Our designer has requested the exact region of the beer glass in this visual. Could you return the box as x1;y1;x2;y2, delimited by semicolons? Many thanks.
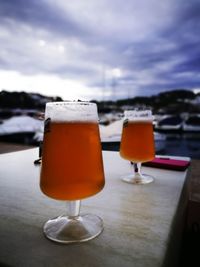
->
120;109;155;184
40;101;105;243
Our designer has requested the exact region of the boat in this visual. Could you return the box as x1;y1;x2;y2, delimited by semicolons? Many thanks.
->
99;112;122;126
155;115;183;132
0;115;43;144
183;115;200;132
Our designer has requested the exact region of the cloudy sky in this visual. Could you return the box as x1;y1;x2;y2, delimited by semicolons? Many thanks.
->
0;0;200;100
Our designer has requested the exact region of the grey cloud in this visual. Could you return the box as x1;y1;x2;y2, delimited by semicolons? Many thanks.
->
0;0;200;99
0;0;87;37
112;0;200;95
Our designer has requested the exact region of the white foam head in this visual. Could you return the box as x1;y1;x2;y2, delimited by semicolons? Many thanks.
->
124;110;153;122
45;101;99;122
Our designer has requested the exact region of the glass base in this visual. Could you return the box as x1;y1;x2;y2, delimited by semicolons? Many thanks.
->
43;214;103;244
122;173;154;184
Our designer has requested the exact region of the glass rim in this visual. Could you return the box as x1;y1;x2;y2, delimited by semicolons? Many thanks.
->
44;101;98;122
46;101;96;107
124;109;154;121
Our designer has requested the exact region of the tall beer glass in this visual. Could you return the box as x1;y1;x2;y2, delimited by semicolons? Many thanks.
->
120;109;155;184
40;101;105;243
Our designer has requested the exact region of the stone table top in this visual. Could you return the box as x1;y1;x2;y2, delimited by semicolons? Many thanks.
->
0;148;190;267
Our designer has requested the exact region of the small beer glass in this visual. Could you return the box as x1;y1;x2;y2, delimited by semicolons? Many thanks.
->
120;109;155;184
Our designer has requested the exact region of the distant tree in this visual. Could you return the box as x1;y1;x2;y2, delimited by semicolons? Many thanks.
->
53;96;63;102
157;89;195;101
0;90;63;109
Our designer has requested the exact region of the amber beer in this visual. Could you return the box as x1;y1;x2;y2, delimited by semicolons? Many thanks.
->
40;121;105;200
120;120;155;163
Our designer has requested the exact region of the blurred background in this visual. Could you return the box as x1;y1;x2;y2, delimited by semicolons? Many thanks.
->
0;88;200;159
0;0;200;159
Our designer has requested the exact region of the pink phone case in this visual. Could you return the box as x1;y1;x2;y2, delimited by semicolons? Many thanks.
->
142;157;190;171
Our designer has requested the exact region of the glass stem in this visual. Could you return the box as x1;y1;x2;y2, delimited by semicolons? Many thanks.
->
66;200;81;218
133;163;142;179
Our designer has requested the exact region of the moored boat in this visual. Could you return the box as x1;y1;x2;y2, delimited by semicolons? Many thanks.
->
155;115;183;132
0;115;43;144
183;115;200;132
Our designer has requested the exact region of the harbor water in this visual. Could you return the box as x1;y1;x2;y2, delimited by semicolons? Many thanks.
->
102;132;200;159
156;132;200;159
